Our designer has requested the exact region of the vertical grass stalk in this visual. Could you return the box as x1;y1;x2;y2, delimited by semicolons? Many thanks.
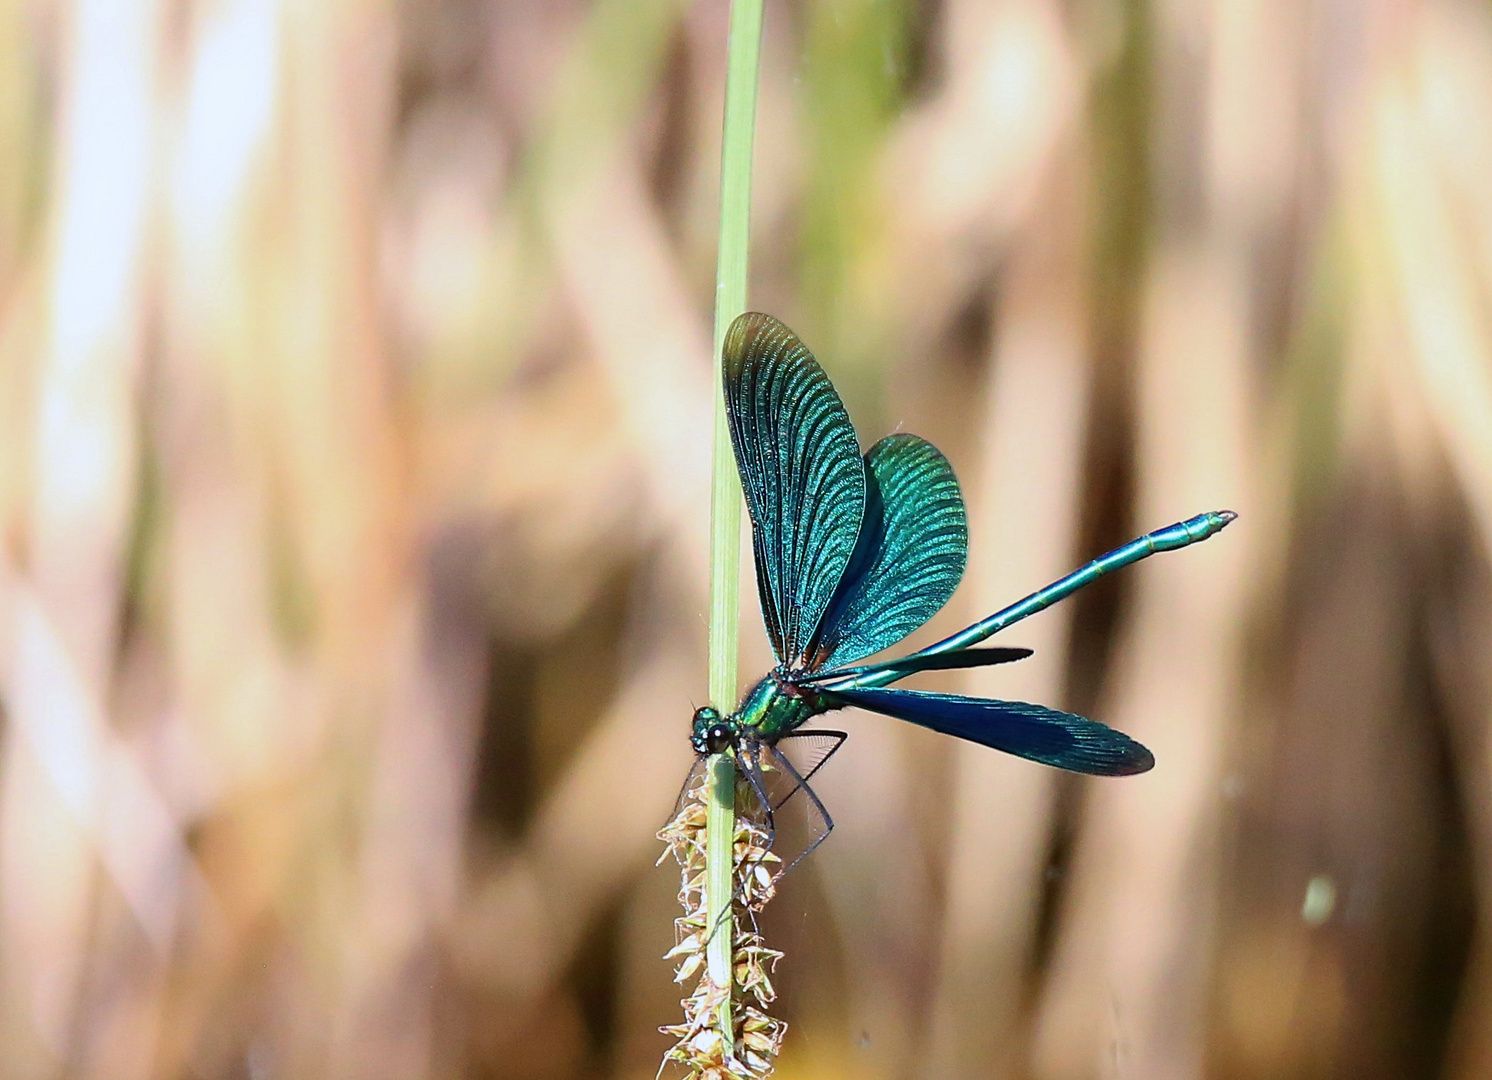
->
707;2;762;703
658;1;769;1077
706;0;765;1059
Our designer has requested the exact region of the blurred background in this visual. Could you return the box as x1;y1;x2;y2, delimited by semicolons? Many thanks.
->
2;0;1492;1077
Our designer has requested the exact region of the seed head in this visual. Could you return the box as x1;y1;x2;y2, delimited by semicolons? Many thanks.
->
657;772;787;1079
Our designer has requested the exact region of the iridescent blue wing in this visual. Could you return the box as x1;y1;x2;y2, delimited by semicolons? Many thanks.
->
725;313;866;666
811;434;967;669
823;687;1153;776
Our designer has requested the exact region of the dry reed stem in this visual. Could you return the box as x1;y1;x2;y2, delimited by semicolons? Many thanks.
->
0;0;1488;1076
920;127;1093;1077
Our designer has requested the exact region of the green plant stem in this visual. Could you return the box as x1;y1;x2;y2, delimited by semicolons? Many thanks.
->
706;0;765;1058
704;752;736;979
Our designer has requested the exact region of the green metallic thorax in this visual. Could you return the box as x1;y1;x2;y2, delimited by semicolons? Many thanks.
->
734;672;831;741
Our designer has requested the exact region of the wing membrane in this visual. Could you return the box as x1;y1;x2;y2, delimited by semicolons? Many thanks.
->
813;434;967;669
738;739;835;886
824;687;1153;776
725;313;866;665
665;755;710;826
769;729;847;806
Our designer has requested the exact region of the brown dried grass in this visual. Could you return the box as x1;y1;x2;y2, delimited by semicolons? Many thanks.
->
0;1;1490;1078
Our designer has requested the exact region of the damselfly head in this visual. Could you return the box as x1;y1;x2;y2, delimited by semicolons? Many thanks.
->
689;706;735;755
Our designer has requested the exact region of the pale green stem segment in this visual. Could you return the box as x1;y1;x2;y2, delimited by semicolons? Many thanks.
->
706;0;766;1057
705;753;737;985
708;0;764;711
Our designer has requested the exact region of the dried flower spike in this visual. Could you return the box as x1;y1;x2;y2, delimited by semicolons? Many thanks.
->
658;772;787;1080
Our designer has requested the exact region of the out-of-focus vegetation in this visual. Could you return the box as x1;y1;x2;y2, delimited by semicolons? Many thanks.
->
1;0;1491;1078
